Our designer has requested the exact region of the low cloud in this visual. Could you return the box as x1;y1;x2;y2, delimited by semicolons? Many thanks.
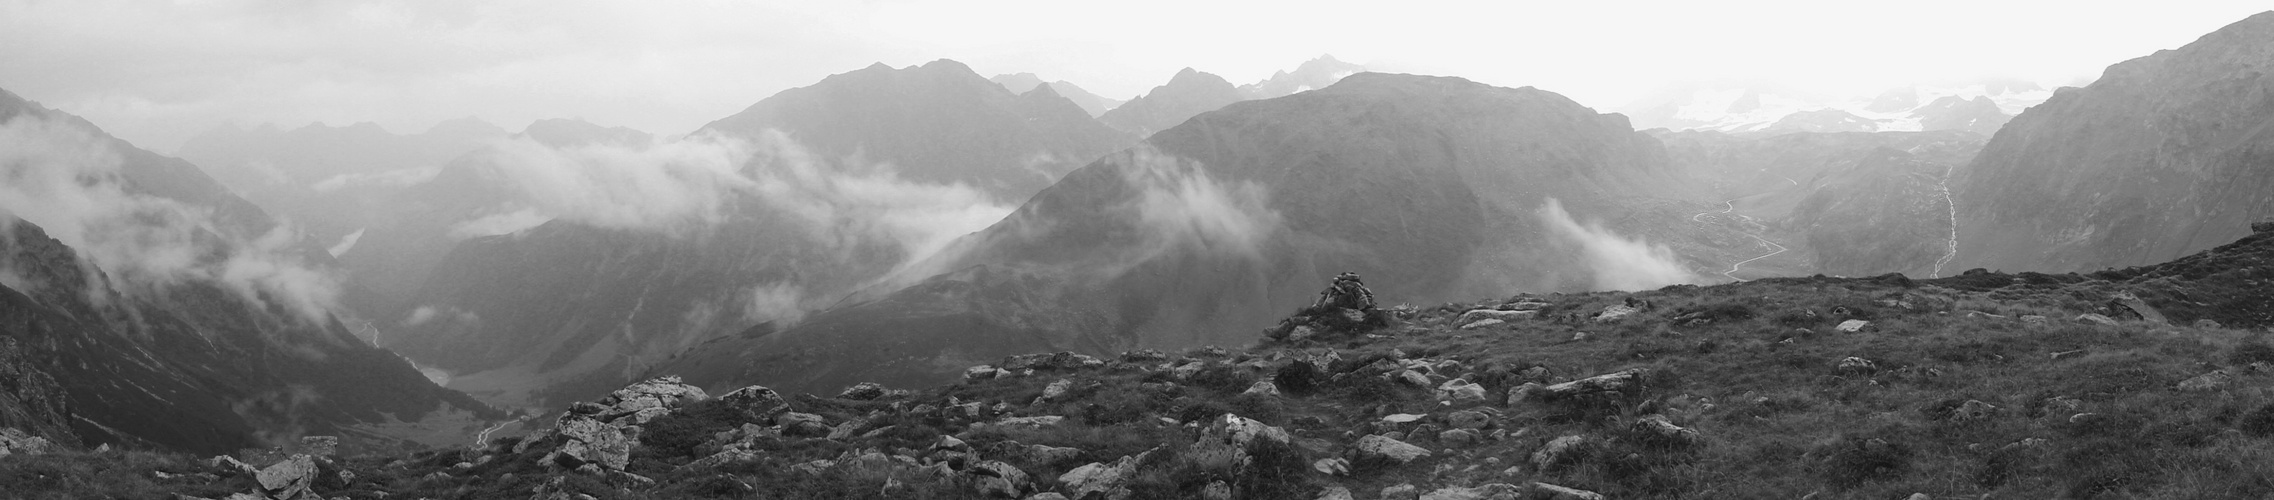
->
0;114;343;323
310;166;441;193
1125;148;1280;260
1537;198;1697;291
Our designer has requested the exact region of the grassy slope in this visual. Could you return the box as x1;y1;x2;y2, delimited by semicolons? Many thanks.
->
8;236;2274;499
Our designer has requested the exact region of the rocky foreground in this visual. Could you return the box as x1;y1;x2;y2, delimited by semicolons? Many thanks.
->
6;227;2274;499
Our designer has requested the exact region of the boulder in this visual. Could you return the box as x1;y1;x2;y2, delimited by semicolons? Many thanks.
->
1243;380;1282;397
1204;414;1291;448
965;461;1031;498
1041;379;1075;401
253;454;317;500
1952;400;1999;421
1059;450;1152;500
2106;292;2168;324
1457;308;1538;325
1835;320;1869;333
837;382;889;401
1437;379;1488;404
1592;303;1639;322
1356;434;1432;464
549;417;634;470
1447;410;1492;430
1438;428;1481;446
1506;382;1545;406
1200;480;1234;500
0;428;55;458
1382;413;1428;424
965;365;1003;380
1420;483;1521;500
1312;457;1351;476
778;412;830;437
1381;484;1421;500
718;385;792;424
1399;370;1434;387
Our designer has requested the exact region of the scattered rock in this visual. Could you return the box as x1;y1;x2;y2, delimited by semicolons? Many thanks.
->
1835;320;1869;333
679;449;759;470
965;365;1003;380
1357;434;1432;464
1538;369;1646;400
1835;356;1877;376
253;455;317;500
1399;370;1434;387
1316;486;1355;500
1592;304;1639;322
1383;413;1427;424
1059;450;1151;500
1204;414;1291;447
1532;435;1586;469
2076;314;2118;326
1312;457;1351;476
1459;318;1506;330
1630;414;1700;446
1952;400;1999;421
1528;482;1606;500
2106;292;2168;324
1420;483;1521;500
965;461;1031;498
549;417;635;470
2178;369;2237;392
1506;382;1545;406
718;385;792;424
2195;319;2225;329
1459;308;1538;326
1243;380;1282;397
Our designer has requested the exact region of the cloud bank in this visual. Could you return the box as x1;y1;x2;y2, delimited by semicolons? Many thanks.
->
1537;198;1697;291
0;114;342;323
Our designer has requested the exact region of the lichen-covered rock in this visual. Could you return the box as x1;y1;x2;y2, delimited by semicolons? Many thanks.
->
1835;319;1869;332
549;418;633;470
0;428;56;458
597;376;708;424
1835;356;1877;375
837;382;889;401
1205;413;1291;447
253;454;317;500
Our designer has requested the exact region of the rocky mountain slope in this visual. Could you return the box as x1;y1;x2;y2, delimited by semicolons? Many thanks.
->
991;73;1126;118
0;89;500;454
654;73;1699;396
1239;55;1368;100
1097;68;1248;137
18;222;2274;499
1950;11;2274;274
382;60;1140;409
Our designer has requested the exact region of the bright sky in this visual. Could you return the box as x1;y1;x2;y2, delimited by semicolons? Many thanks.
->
2;0;2266;152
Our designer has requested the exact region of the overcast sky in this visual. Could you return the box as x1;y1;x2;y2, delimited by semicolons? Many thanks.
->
3;0;2267;152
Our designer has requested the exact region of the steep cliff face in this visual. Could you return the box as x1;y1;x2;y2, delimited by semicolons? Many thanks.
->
1952;11;2274;273
0;336;76;448
655;73;1694;394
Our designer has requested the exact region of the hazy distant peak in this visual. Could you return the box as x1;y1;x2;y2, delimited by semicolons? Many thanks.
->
990;72;1046;94
1239;54;1367;99
517;118;653;148
918;58;976;74
424;116;507;138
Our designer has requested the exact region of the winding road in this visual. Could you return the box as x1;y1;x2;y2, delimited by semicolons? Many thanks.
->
1693;198;1788;282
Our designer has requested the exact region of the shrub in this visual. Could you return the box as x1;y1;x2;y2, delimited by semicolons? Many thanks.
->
1815;436;1911;489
